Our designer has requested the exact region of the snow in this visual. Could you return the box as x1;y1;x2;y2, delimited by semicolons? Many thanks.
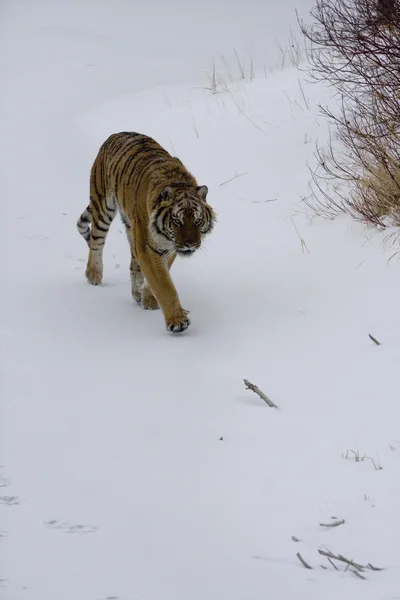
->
1;1;400;599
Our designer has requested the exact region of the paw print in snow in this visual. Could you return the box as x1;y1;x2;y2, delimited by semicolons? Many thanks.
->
0;495;19;506
44;520;98;534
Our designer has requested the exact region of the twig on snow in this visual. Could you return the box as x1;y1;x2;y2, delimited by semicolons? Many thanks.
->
243;379;277;408
292;535;300;542
318;548;364;570
350;568;367;580
368;563;385;571
297;553;313;569
218;172;247;186
368;333;381;346
291;217;310;253
252;198;278;203
318;548;382;572
319;519;345;528
298;78;310;110
327;557;339;570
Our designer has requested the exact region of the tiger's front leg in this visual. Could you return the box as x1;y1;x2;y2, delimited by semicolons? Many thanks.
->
134;244;190;333
139;251;176;311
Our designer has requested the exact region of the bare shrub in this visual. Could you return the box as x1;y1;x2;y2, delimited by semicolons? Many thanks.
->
299;0;400;242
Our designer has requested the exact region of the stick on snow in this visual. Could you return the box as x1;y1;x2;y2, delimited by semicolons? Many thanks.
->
296;553;313;569
318;548;382;572
243;379;277;408
319;519;345;528
218;172;247;186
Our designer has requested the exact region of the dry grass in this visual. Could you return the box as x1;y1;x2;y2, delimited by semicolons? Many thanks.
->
206;31;310;95
342;448;383;470
205;52;255;95
355;155;400;224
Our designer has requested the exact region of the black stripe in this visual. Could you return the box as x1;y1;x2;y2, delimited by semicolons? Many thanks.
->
160;208;173;234
130;156;169;190
92;167;101;198
119;152;140;183
109;135;131;156
112;136;135;160
152;206;168;237
105;198;116;212
98;213;112;225
91;196;107;220
100;148;106;201
147;240;167;256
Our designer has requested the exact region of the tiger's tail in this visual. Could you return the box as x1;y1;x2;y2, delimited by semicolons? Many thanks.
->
77;206;92;245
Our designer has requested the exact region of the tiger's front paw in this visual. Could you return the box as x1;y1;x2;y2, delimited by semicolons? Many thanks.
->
166;309;191;333
86;266;102;286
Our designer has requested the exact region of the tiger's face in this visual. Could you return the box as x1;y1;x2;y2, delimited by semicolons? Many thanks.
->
150;184;215;256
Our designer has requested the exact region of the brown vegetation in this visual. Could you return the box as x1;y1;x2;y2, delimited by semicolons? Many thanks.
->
299;0;400;240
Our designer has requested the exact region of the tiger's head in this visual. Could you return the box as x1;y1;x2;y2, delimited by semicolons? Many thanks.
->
150;184;216;256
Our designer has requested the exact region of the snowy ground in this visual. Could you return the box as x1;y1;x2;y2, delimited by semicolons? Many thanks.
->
1;1;400;599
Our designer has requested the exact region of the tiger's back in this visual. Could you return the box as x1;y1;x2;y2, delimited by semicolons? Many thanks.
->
95;132;197;219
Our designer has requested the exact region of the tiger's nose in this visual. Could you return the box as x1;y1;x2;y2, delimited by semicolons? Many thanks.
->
185;242;199;251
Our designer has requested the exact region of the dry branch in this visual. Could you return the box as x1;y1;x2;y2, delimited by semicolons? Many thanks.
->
327;557;339;570
296;552;313;569
368;562;384;571
368;333;381;346
252;198;278;204
218;172;248;186
319;548;364;570
319;519;345;528
243;379;277;408
350;568;367;580
318;548;382;573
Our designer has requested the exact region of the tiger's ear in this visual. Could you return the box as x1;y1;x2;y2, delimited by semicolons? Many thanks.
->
196;185;208;201
160;186;174;201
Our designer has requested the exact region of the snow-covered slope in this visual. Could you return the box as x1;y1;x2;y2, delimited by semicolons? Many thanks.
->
1;2;399;599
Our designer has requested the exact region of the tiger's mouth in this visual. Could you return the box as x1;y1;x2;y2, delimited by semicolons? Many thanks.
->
176;247;197;257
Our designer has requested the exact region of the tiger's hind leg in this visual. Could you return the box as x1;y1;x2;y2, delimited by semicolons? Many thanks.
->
121;215;145;304
130;252;144;303
77;206;92;244
85;194;117;286
140;278;160;310
126;223;158;310
130;247;159;310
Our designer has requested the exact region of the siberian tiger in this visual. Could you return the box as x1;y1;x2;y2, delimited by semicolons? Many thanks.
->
77;132;216;333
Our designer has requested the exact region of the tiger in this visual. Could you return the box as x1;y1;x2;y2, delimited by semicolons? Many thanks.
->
77;132;216;333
